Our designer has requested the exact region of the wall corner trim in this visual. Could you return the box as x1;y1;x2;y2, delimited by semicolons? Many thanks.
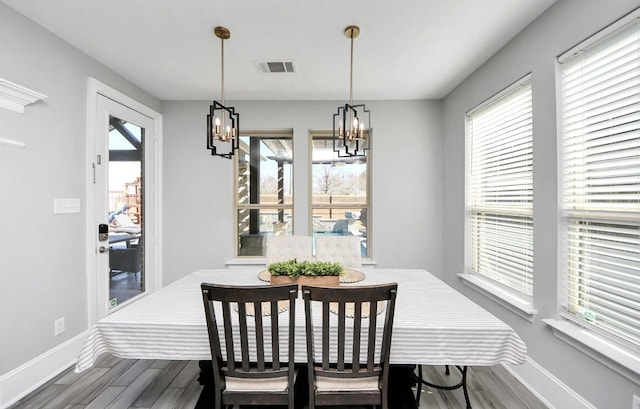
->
0;330;89;408
0;78;47;113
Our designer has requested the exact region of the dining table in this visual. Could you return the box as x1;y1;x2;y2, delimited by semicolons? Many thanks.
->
75;268;527;408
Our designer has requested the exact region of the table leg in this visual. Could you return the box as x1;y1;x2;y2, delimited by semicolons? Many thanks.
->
414;365;472;409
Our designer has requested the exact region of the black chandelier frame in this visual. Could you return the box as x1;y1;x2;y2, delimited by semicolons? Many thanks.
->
207;100;240;159
333;103;371;158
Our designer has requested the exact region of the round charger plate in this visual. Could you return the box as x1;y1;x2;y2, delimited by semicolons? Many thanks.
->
329;301;386;318
258;268;365;283
233;300;290;316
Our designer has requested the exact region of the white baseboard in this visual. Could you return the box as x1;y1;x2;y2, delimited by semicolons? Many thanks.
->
502;357;597;409
0;331;89;408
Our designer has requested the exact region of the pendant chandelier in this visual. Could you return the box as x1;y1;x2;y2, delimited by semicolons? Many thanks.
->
333;25;370;158
206;26;239;159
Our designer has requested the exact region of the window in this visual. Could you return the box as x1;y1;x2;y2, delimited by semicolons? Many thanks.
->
311;133;369;257
559;15;640;348
236;132;293;257
467;75;534;298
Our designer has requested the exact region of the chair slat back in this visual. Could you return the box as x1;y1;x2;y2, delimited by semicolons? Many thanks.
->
302;284;398;381
201;283;298;384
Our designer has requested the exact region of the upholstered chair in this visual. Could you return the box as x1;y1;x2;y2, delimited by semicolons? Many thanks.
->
265;235;313;265
315;235;362;268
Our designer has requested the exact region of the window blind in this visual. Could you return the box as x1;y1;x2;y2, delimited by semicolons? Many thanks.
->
560;17;640;348
468;77;534;297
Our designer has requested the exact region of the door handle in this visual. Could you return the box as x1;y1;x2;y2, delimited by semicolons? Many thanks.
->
98;246;109;254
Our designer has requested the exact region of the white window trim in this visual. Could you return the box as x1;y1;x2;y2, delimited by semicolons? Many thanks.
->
225;257;378;268
465;73;535;303
459;273;537;321
544;318;640;384
555;7;640;363
558;7;640;63
234;131;295;258
309;131;371;258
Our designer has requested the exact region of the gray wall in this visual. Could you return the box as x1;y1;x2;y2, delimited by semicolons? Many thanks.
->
161;99;443;284
3;0;640;407
441;1;640;408
0;3;160;374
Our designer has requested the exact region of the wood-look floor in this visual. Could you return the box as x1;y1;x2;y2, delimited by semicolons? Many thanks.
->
10;355;548;409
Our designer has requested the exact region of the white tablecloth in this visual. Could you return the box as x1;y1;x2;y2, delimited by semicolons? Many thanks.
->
75;269;526;372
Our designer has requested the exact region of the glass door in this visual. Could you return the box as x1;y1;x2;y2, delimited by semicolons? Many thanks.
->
107;117;144;307
94;94;154;314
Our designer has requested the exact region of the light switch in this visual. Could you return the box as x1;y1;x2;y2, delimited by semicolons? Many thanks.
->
54;198;81;214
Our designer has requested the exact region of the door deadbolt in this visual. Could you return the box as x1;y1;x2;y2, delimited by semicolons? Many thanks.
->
98;223;109;242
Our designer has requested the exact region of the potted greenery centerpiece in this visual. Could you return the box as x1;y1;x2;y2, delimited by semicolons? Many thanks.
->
268;258;343;287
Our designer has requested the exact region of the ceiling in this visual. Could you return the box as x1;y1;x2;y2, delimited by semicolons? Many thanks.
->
2;0;556;101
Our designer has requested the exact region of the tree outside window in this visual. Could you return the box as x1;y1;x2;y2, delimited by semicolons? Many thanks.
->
311;133;369;257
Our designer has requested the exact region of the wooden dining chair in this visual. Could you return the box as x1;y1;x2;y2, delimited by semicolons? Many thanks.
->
315;235;362;268
302;283;398;409
201;283;298;409
265;235;313;265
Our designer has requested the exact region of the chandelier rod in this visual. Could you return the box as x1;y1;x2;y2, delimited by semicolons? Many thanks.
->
344;26;360;106
349;28;354;106
214;26;230;105
220;34;224;105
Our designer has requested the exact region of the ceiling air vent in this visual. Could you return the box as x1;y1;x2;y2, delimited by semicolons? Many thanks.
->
256;61;295;73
